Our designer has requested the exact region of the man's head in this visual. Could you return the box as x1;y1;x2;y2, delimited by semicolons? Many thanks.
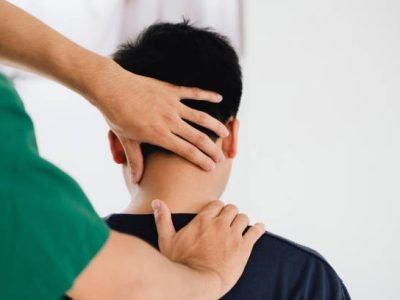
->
108;21;242;195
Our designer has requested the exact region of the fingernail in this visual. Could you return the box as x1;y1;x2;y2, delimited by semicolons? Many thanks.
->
152;199;161;217
216;94;223;102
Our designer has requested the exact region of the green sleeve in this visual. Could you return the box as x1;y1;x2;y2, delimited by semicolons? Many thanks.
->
0;74;110;299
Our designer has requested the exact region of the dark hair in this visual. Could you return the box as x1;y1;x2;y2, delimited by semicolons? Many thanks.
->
113;20;242;159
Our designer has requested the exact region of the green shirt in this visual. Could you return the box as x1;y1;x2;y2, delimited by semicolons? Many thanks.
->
0;74;110;299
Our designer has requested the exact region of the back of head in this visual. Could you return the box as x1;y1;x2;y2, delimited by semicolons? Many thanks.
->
113;20;242;159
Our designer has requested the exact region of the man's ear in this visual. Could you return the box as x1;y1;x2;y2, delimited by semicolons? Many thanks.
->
108;130;127;164
222;119;239;159
108;130;145;183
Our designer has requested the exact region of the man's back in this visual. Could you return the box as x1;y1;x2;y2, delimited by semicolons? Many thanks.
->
106;213;350;300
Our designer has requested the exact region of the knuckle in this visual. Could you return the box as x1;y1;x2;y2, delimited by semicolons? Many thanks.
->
191;88;202;99
239;213;249;223
151;124;165;138
196;112;208;125
164;82;174;89
225;204;238;213
161;112;175;124
168;97;179;107
210;200;225;211
179;86;192;99
177;85;186;94
167;84;178;94
214;217;226;228
257;223;266;233
213;200;224;207
197;213;209;225
252;224;264;236
194;133;208;146
206;200;224;211
183;145;197;157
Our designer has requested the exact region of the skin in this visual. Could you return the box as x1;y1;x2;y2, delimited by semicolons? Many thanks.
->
0;1;228;180
109;118;243;214
109;117;267;297
69;200;264;300
0;1;265;299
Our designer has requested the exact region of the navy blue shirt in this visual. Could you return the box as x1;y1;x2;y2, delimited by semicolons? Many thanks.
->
106;213;350;300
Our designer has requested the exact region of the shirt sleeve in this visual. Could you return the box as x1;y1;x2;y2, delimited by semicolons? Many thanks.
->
301;255;352;300
339;281;352;300
0;74;110;299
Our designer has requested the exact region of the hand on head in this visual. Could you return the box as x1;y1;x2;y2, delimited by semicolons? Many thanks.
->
89;60;229;182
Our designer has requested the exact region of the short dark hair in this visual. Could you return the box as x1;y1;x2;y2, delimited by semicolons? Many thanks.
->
113;20;242;159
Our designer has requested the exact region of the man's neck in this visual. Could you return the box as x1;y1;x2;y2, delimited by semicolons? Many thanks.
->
123;154;226;214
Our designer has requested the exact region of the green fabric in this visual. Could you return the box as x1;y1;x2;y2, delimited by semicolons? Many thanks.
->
0;74;110;299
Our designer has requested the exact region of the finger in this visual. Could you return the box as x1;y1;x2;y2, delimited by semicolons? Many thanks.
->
152;199;176;251
243;223;265;246
120;139;144;183
173;120;225;163
231;213;250;233
177;86;223;103
197;200;225;218
161;132;216;171
180;106;229;138
217;204;239;225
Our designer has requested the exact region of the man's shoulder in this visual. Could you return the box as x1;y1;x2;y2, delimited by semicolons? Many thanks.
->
251;231;342;278
254;231;332;265
232;231;351;299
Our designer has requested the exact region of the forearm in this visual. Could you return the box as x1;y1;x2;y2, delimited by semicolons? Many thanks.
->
0;1;103;98
69;231;220;300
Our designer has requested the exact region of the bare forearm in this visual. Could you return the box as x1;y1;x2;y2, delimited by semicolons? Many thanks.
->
69;231;219;300
0;1;103;97
110;232;220;300
0;2;231;173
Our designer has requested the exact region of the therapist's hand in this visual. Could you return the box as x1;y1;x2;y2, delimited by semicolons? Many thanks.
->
69;200;265;300
0;1;227;183
152;199;266;298
84;58;228;182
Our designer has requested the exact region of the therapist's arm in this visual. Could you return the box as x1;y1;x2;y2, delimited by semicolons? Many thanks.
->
0;1;228;182
68;201;265;300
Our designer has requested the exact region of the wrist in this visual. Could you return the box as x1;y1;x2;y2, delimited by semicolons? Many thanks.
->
76;54;115;105
183;265;223;300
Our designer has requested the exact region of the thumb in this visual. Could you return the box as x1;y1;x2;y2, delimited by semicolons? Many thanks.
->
152;199;176;252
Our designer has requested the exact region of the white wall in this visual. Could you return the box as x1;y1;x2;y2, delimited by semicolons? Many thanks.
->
7;1;400;299
236;1;400;299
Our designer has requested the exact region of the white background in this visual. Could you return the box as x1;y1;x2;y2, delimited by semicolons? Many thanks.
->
5;1;400;299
